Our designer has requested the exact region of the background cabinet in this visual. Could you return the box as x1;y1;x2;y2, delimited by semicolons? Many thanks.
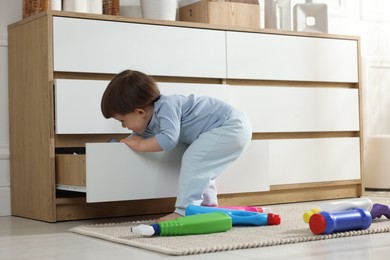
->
8;11;363;222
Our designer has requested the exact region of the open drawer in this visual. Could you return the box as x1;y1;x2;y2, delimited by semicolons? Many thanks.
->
56;154;86;192
55;141;269;203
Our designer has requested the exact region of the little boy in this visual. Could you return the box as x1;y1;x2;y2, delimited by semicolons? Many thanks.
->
101;70;252;221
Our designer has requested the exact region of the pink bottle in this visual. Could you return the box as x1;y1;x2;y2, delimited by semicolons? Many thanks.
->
216;206;271;213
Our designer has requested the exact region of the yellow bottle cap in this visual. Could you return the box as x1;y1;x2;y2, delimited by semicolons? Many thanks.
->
303;207;321;223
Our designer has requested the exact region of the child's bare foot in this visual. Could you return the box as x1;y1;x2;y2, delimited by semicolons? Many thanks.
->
156;212;182;222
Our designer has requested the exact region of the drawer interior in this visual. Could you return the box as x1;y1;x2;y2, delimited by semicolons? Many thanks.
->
56;154;86;187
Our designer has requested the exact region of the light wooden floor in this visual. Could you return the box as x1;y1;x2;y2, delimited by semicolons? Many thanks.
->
1;213;390;260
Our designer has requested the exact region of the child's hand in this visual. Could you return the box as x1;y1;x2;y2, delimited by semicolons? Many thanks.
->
120;136;163;152
120;135;143;151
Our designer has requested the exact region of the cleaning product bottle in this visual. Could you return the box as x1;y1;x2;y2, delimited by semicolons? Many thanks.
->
309;208;372;235
216;205;271;213
131;212;232;236
371;203;390;219
303;198;373;223
185;205;280;226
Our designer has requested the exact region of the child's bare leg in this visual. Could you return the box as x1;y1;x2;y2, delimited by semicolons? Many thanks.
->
156;212;182;222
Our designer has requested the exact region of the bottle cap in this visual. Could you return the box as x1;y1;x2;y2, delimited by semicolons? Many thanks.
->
151;223;161;235
267;213;281;225
309;213;326;235
257;207;271;213
303;207;321;223
130;224;157;236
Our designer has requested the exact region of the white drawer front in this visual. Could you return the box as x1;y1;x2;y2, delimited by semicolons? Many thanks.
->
216;140;269;194
53;17;226;78
269;137;361;185
86;143;185;202
55;79;229;134
226;31;358;82
230;86;359;132
86;141;269;203
55;79;129;134
158;82;229;103
56;80;359;134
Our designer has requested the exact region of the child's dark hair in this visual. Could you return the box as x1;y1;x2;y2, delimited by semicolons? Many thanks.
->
101;70;160;118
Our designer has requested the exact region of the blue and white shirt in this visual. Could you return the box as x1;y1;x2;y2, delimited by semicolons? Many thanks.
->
134;94;232;151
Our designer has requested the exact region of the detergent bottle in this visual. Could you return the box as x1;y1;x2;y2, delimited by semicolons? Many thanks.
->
303;198;373;223
217;205;271;213
309;208;372;235
185;205;280;226
131;212;232;236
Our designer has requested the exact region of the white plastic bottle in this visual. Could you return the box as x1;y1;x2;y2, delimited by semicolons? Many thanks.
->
303;198;373;223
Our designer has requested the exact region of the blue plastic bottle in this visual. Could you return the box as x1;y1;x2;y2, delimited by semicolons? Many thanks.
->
309;208;372;235
185;205;280;226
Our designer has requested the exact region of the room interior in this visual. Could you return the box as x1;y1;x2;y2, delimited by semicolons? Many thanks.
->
1;0;390;259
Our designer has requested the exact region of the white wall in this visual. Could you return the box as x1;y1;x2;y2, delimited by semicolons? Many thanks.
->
0;0;389;216
0;43;11;216
359;1;390;136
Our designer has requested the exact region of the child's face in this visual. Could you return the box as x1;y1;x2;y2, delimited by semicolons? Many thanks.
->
113;109;149;133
